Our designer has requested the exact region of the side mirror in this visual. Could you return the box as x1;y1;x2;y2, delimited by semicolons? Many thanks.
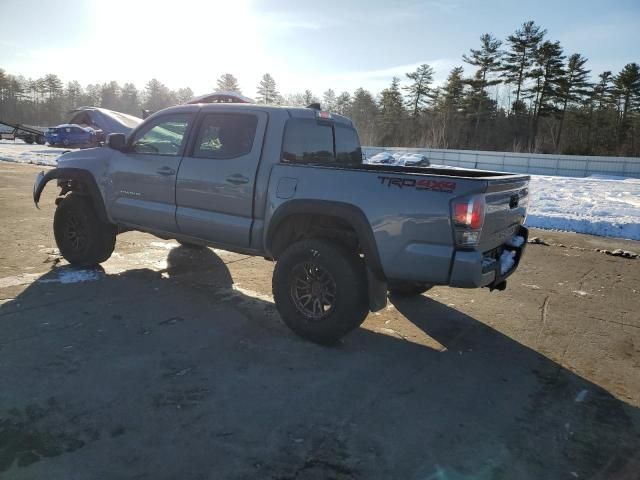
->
107;133;127;151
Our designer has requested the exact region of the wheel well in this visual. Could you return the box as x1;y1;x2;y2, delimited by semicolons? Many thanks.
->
270;214;360;259
55;178;90;203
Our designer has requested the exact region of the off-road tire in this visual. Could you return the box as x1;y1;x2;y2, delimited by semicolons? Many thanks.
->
388;282;432;297
53;193;116;266
272;239;369;345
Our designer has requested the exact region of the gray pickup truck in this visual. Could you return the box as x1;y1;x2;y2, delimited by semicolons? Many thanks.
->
33;103;529;344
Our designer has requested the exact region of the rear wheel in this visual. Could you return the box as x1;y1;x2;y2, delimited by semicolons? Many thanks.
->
53;194;116;266
272;239;369;345
388;282;432;297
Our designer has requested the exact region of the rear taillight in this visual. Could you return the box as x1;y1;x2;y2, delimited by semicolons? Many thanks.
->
451;195;485;246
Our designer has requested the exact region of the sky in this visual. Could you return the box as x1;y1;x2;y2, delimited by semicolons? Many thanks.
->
1;0;639;99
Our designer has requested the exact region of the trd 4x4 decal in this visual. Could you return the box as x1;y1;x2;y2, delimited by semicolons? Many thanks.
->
377;175;456;193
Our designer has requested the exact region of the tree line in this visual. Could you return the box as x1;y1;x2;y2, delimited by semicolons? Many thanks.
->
1;20;639;156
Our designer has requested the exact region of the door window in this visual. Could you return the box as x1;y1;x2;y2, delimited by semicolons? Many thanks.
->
193;113;258;159
131;114;191;156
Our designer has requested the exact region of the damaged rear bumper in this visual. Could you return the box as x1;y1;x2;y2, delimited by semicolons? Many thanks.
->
449;226;528;289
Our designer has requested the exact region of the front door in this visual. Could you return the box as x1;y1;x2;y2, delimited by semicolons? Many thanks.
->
176;110;267;247
107;113;193;233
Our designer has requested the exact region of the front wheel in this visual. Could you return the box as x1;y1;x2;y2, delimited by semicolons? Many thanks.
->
54;194;117;266
272;239;369;345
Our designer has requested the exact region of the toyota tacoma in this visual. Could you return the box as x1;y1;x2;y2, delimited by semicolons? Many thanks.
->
33;103;529;344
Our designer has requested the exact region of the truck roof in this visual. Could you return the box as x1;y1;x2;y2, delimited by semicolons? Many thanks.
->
152;103;354;126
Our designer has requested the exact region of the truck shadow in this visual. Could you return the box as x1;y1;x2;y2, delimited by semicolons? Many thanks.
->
0;246;638;479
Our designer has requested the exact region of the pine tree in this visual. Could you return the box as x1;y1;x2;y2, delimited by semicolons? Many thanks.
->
0;69;7;102
350;88;378;145
176;87;194;104
613;63;640;147
322;89;337;112
377;77;406;145
463;33;502;141
256;74;279;104
143;78;173;111
433;67;466;148
501;21;546;112
43;74;63;101
527;40;565;150
100;81;121;110
216;73;241;93
65;81;83;110
556;53;590;150
435;67;465;114
120;83;140;115
302;89;317;105
335;91;352;116
593;71;614;110
403;64;434;117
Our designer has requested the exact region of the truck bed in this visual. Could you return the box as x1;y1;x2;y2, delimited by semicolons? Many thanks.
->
267;162;529;286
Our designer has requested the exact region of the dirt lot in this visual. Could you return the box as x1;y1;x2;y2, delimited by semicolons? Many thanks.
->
1;162;639;479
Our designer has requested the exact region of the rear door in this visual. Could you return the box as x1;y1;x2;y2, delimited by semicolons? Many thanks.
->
107;113;193;232
175;110;267;247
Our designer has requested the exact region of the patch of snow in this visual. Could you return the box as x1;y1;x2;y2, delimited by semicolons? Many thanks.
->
506;235;526;247
572;290;589;297
0;141;67;166
150;241;179;250
38;267;104;284
499;250;516;275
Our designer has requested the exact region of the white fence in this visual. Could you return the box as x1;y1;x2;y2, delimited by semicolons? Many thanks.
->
362;146;640;178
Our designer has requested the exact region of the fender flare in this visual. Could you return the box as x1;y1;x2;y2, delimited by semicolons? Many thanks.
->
265;199;385;280
34;167;110;224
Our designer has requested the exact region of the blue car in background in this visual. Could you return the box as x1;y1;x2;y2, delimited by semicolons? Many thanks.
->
45;124;101;147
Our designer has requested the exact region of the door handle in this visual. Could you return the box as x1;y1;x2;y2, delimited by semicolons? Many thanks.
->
157;166;176;176
226;174;249;185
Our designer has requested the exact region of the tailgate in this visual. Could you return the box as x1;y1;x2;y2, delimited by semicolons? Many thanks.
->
478;176;529;251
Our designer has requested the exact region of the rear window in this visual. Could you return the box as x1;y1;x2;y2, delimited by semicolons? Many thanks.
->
282;119;333;164
335;125;362;165
282;119;361;166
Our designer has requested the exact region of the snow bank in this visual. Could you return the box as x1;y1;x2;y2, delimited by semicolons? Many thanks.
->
0;140;65;166
527;175;640;241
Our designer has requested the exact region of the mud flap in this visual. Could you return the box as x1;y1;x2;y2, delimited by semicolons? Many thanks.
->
367;267;387;312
